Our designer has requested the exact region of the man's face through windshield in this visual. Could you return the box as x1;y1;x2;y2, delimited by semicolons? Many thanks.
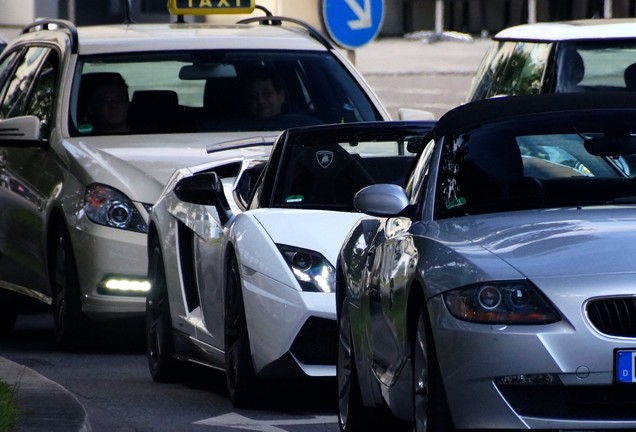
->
245;77;286;120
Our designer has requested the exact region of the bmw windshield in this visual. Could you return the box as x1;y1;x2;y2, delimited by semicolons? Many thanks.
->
436;110;636;218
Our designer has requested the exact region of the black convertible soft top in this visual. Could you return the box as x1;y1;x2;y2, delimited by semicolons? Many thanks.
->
435;92;636;137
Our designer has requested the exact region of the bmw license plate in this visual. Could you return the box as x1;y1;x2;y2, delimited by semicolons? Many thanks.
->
616;350;636;383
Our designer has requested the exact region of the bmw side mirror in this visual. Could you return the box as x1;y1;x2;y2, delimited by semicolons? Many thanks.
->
353;183;410;217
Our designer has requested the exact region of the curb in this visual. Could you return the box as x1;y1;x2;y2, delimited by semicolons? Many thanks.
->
0;357;91;432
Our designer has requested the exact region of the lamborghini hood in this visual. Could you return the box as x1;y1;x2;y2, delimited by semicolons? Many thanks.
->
253;209;365;266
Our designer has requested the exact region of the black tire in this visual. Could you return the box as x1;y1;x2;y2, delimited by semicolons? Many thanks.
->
224;254;258;408
50;227;86;350
0;304;17;336
413;304;454;432
337;299;367;432
146;235;179;382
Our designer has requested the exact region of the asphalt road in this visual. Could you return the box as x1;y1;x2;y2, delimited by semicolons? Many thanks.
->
365;72;477;119
2;313;339;432
355;36;491;119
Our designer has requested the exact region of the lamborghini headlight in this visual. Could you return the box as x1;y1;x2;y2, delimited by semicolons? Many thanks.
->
443;280;560;324
84;183;148;233
278;244;335;293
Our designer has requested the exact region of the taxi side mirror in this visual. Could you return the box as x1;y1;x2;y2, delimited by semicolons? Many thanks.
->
0;116;46;148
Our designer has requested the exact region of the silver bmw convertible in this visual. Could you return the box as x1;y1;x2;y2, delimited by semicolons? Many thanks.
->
337;92;636;431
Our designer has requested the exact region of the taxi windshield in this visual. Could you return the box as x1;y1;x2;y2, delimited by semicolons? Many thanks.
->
70;50;383;136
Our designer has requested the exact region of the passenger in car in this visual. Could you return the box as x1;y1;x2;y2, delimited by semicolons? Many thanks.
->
244;67;286;121
240;67;322;129
81;72;131;135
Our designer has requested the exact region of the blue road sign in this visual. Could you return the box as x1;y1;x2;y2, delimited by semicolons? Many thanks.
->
322;0;384;50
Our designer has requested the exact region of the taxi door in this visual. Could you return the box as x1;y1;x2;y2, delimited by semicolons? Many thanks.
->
0;45;61;303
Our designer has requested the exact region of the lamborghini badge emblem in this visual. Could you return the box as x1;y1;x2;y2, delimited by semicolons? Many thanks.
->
316;150;334;168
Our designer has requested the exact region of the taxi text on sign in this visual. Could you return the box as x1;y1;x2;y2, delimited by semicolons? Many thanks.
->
322;0;384;50
168;0;255;15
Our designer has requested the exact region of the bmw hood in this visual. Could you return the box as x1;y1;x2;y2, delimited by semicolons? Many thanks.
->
252;209;364;266
64;132;274;203
442;207;636;278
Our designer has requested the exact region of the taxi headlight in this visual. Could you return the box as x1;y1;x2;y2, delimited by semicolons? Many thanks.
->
278;244;335;293
443;281;560;324
84;184;148;233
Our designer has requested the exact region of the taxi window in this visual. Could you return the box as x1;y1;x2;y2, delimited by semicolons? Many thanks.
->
0;50;22;111
1;47;51;119
25;52;58;138
70;50;383;136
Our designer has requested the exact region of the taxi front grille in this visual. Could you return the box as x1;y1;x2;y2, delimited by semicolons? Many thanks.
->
587;297;636;338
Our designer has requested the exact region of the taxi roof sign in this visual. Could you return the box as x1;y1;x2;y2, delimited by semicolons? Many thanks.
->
168;0;255;15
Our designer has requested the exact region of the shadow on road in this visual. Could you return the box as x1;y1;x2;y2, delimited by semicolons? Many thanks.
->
1;312;146;354
3;312;337;414
166;356;337;412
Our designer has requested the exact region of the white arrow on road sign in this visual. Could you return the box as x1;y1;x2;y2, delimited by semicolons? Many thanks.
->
322;0;384;49
194;412;337;431
345;0;371;29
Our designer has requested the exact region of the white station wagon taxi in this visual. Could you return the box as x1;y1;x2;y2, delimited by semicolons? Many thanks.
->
0;1;396;348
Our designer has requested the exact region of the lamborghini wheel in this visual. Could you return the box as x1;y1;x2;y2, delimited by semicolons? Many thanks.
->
224;254;258;408
146;235;179;382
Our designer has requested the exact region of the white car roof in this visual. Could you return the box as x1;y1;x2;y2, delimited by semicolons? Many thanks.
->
76;23;327;55
494;18;636;42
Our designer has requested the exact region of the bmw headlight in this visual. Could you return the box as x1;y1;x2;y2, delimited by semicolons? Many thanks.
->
278;244;335;293
84;183;148;233
443;281;560;324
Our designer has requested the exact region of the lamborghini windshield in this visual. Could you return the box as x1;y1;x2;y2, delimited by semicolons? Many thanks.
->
260;122;434;212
